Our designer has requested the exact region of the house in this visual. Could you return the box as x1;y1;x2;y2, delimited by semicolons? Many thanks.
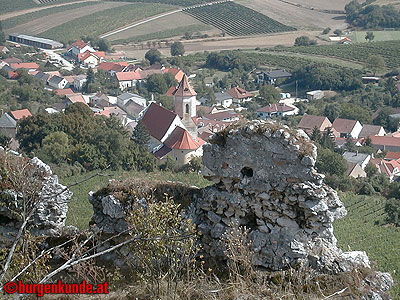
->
298;115;332;134
73;75;87;91
306;90;324;100
89;92;110;108
203;110;239;122
257;70;292;85
116;71;142;90
7;71;19;80
10;109;32;121
367;136;400;152
95;106;127;121
342;151;371;169
67;40;95;58
257;103;298;119
77;51;105;68
370;158;400;181
163;67;185;82
97;62;128;75
227;86;254;104
214;92;233;108
196;118;232;132
10;62;39;72
196;105;219;116
385;152;400;161
340;37;352;44
346;162;366;178
332;118;363;138
358;124;386;138
55;88;74;97
65;94;87;106
0;46;10;54
117;92;146;107
3;57;21;64
120;100;146;120
48;75;69;89
0;113;17;138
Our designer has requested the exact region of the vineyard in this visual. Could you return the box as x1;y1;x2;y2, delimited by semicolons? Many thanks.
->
183;1;296;36
0;0;84;15
270;40;400;68
334;193;400;299
105;0;216;6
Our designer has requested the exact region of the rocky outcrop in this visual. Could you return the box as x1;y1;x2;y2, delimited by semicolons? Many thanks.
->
0;154;75;247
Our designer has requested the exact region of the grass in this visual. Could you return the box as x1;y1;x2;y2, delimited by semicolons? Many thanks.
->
334;192;400;299
0;0;84;15
60;169;211;230
350;30;400;43
2;1;100;30
110;24;212;44
39;3;177;43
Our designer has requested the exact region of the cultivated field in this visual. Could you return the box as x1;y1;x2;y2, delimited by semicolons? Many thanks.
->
39;2;177;43
184;1;295;36
0;0;85;17
4;2;126;36
350;30;400;43
334;193;400;298
277;0;351;11
106;12;217;42
236;0;349;30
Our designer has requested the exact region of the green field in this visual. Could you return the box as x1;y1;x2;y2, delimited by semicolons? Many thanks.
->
0;0;84;14
39;2;177;43
350;31;400;43
269;40;400;68
110;24;212;44
2;1;99;30
106;0;215;6
334;193;400;299
184;1;295;36
60;169;211;229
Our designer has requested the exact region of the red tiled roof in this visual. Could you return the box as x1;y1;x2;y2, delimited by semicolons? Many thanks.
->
257;103;295;113
369;136;400;147
298;114;331;131
227;86;253;99
116;71;142;81
163;68;185;82
98;62;126;72
359;124;384;138
95;106;126;118
10;109;32;120
71;40;87;50
66;94;87;105
203;110;239;122
8;71;19;80
10;62;39;70
172;74;196;97
385;152;400;160
3;57;22;64
196;105;214;115
332;118;358;134
165;86;176;97
370;158;400;177
55;88;74;96
142;102;177;141
164;126;204;150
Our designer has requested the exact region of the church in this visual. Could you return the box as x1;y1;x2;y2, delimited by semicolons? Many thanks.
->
141;74;205;166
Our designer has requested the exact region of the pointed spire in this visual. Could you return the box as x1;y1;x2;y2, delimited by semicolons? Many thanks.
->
173;74;197;97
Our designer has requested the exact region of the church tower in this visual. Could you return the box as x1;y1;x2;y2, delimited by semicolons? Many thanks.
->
172;74;198;137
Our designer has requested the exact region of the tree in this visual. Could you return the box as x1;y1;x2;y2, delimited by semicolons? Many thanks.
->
97;38;111;52
315;147;347;176
0;21;5;45
258;84;280;105
294;36;317;46
322;27;331;34
365;162;378;178
344;136;356;152
385;198;400;226
333;29;343;36
365;31;375;42
366;55;385;76
324;103;341;122
170;41;185;56
39;131;70;164
132;120;150;146
146;74;168;94
145;49;162;65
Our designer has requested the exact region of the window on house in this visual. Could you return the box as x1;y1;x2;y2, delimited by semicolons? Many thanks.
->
185;104;189;114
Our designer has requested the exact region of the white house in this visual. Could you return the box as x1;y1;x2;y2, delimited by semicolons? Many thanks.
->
73;75;87;91
342;151;371;169
332;118;363;139
227;86;254;104
256;103;299;119
67;40;95;58
48;75;69;90
116;72;141;90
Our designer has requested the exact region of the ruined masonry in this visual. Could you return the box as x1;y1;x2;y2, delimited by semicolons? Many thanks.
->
192;120;378;273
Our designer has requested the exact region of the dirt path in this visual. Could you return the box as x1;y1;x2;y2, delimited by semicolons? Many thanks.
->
5;2;126;35
0;0;98;21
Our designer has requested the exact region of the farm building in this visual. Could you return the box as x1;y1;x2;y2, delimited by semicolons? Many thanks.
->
306;90;324;100
8;34;63;49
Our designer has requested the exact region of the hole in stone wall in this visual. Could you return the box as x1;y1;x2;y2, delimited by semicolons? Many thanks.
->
241;167;253;177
